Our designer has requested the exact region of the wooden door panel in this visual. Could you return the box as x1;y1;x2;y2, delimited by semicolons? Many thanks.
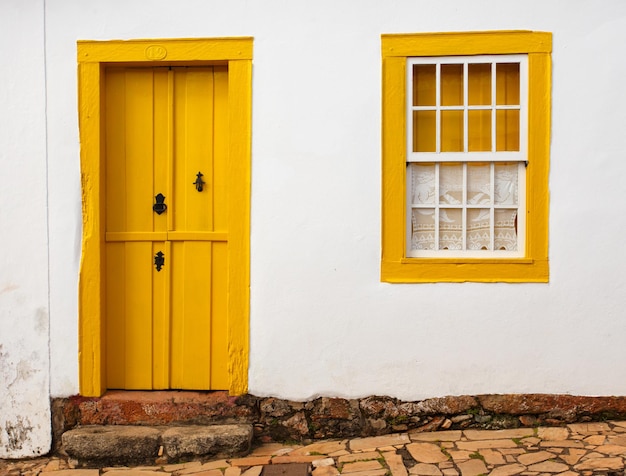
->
105;242;126;388
105;68;169;234
170;241;213;389
123;70;156;233
122;241;156;389
106;241;166;389
173;68;216;233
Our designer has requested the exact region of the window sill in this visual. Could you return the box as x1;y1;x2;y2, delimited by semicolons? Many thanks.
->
382;258;549;283
400;257;534;265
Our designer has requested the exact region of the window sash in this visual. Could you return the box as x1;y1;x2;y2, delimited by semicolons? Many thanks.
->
406;55;528;162
406;161;526;258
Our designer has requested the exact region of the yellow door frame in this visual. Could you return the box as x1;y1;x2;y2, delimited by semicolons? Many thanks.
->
77;38;252;397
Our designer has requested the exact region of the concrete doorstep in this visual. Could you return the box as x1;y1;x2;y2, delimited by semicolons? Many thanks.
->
61;424;253;466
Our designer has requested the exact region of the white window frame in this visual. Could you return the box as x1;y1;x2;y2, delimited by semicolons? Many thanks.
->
406;54;528;258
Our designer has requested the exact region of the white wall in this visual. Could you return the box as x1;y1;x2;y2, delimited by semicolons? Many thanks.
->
0;0;51;458
38;0;626;404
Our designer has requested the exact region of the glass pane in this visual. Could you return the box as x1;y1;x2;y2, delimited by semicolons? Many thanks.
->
439;209;462;250
496;109;519;151
441;110;463;152
410;164;435;205
439;164;463;205
468;110;491;152
441;64;463;106
467;209;491;250
467;164;491;205
411;164;435;205
411;209;435;251
494;163;518;205
496;63;520;105
494;209;518;251
468;63;491;106
413;64;436;106
413;110;436;152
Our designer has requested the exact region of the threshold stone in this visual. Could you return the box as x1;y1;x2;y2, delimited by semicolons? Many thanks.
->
162;424;253;459
62;426;160;465
62;424;253;465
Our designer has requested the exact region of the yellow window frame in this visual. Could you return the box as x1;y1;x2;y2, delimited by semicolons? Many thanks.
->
381;31;551;283
77;38;252;396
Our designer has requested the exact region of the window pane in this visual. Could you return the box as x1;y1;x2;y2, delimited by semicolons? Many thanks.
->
441;110;463;152
410;164;435;205
468;110;491;151
413;110;436;152
468;63;491;106
413;64;436;106
494;163;518;205
439;164;463;204
496;109;519;151
496;63;520;105
495;209;518;250
467;209;491;250
411;209;435;250
467;164;491;205
439;209;462;250
441;64;463;106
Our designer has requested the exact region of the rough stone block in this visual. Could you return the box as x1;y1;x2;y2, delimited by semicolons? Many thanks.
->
162;424;252;460
62;425;160;465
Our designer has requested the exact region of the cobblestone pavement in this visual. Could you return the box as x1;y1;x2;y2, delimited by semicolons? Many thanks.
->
4;421;626;475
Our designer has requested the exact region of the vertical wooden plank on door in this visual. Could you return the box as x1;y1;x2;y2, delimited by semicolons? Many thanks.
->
211;66;229;388
169;68;187;388
122;69;155;389
152;68;171;389
104;68;127;388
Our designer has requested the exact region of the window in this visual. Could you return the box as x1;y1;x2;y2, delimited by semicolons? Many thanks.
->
381;31;551;282
408;55;526;257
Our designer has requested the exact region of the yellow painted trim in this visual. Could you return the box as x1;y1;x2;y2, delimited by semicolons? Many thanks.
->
78;38;252;396
105;231;229;242
225;59;252;395
78;37;253;63
167;232;229;242
381;31;551;283
382;31;552;57
78;61;106;396
106;232;168;242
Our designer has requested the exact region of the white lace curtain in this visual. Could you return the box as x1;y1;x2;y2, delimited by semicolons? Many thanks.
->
410;163;518;251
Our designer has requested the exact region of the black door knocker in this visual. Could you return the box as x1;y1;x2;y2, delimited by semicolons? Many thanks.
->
193;171;205;192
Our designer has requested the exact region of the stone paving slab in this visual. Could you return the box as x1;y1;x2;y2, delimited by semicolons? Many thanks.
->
7;421;626;475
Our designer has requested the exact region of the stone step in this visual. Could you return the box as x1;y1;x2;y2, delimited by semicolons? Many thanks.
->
61;424;253;466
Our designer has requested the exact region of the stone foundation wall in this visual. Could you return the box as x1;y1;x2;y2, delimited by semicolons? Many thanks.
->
51;393;626;453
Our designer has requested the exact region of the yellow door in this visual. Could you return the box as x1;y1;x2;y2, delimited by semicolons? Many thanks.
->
104;66;229;390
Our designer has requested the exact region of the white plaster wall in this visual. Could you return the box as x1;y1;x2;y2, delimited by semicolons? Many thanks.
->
0;0;51;458
41;0;626;403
